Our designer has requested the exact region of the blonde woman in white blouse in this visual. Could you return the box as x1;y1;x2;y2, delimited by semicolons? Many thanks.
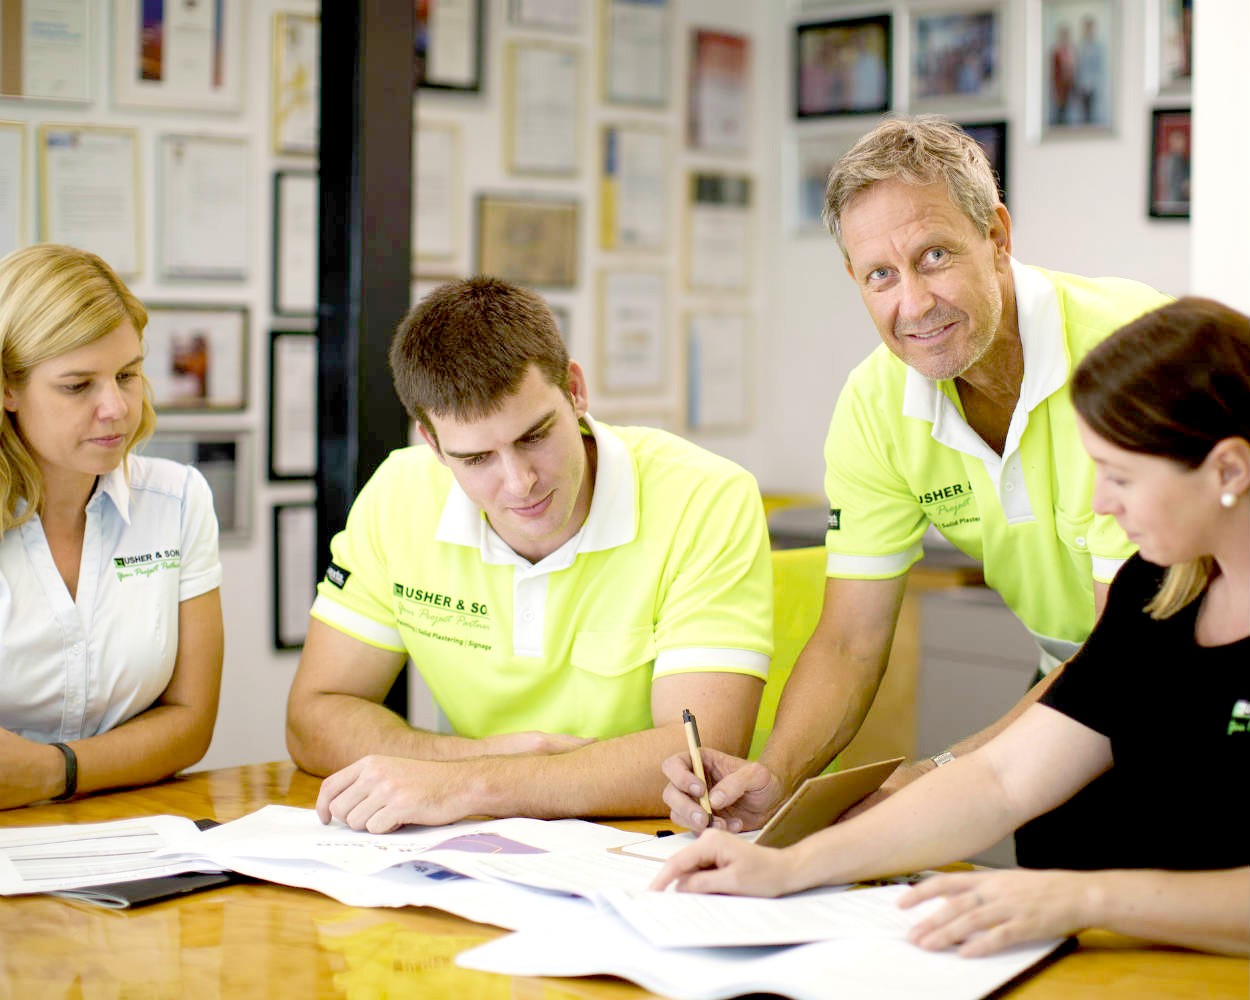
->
0;244;224;808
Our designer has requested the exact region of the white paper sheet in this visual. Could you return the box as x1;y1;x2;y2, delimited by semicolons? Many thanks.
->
0;816;212;895
457;907;1068;1000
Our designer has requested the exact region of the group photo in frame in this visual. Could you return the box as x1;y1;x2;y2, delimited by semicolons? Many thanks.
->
113;0;244;111
1040;0;1115;133
268;330;318;481
792;129;859;234
144;305;248;412
272;502;316;650
0;0;91;102
140;430;252;543
910;5;1003;110
1148;107;1190;219
476;194;578;288
794;14;891;118
415;0;483;93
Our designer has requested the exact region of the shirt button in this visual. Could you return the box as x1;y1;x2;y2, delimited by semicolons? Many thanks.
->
522;610;534;622
1004;482;1014;492
1075;536;1087;548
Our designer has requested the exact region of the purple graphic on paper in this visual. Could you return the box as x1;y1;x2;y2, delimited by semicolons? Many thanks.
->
428;833;546;855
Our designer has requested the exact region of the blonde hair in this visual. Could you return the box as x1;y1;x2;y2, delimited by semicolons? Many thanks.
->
823;115;1002;256
0;244;155;530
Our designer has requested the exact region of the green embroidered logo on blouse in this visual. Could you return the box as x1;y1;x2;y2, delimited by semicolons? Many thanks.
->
1228;699;1250;736
113;550;181;580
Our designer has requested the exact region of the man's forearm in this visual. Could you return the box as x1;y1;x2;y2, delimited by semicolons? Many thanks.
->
447;722;692;819
287;691;487;776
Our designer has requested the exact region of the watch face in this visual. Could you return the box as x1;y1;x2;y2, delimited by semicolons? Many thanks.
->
931;751;956;767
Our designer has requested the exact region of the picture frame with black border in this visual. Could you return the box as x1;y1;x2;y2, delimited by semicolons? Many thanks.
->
794;14;891;119
272;502;316;650
415;0;484;93
272;170;318;318
139;430;252;544
268;330;318;481
959;119;1009;207
144;304;248;413
1148;107;1190;219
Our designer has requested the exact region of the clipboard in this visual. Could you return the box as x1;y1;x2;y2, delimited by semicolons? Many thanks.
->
754;756;904;848
611;756;905;861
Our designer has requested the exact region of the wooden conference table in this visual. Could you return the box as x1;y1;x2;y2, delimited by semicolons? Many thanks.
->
1;763;1245;999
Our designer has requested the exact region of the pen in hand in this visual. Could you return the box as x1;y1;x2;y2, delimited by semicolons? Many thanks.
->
681;708;715;819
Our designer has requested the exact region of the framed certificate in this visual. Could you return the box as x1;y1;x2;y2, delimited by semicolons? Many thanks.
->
686;311;752;431
272;170;318;317
476;194;578;288
597;269;668;396
600;124;668;251
141;430;252;543
415;0;483;92
602;0;670;106
38;124;141;277
505;41;580;176
158;134;250;280
688;30;750;154
272;502;316;650
0;0;92;102
509;0;581;32
0;121;27;257
271;12;319;156
113;0;245;111
144;304;248;412
268;330;318;481
414;121;459;265
686;172;752;293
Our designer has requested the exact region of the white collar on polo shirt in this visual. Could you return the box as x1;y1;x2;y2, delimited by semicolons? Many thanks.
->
901;258;1069;457
435;413;637;565
87;461;133;524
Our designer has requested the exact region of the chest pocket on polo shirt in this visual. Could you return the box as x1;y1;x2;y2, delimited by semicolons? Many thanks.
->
571;627;656;677
1054;508;1095;557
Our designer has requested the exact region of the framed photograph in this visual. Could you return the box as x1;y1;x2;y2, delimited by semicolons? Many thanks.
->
272;12;320;156
505;41;580;176
273;170;318;317
268;331;318;481
158;134;250;280
476;194;578;288
688;30;750;154
38;124;141;277
959;120;1009;206
1040;0;1115;134
415;0;484;93
144;305;248;412
792;130;859;233
1154;0;1192;96
794;14;891;118
686;172;752;293
414;120;459;265
113;0;245;111
0;0;91;101
600;124;668;251
0;121;27;257
272;502;316;650
1148;108;1190;219
602;0;670;107
911;6;1003;109
140;430;252;543
509;0;581;32
686;311;752;432
598;270;668;396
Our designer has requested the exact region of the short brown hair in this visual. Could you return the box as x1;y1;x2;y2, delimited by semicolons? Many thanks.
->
1072;296;1250;617
824;115;1001;256
389;276;569;442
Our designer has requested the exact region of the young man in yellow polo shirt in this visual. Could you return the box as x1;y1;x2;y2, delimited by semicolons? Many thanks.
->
286;276;772;831
661;115;1170;869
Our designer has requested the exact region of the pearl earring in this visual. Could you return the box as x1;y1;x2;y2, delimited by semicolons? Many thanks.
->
1220;491;1237;509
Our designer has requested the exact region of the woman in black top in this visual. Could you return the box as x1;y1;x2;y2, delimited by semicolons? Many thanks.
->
652;297;1249;958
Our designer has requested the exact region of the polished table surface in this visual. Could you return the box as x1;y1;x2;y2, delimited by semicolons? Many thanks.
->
1;762;1245;999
